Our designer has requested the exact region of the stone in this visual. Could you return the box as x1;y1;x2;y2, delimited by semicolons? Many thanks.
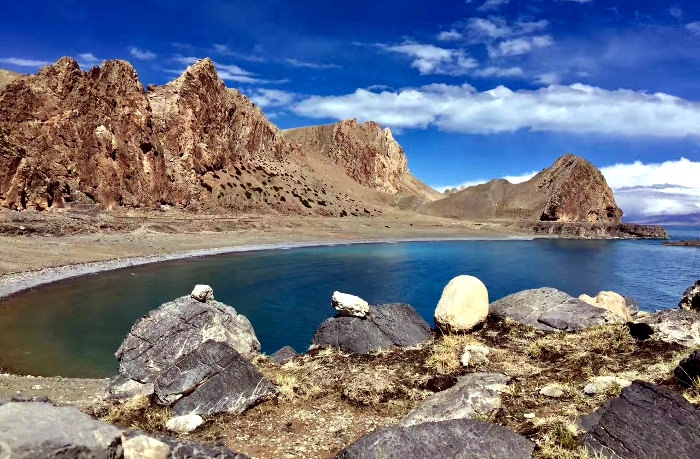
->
403;373;508;427
122;432;249;459
123;435;170;459
539;384;565;398
679;280;700;312
460;345;490;367
636;308;700;347
623;296;639;315
0;402;122;458
191;284;214;302
490;287;625;332
336;418;534;459
332;291;370;318
166;414;204;434
578;291;632;321
269;346;298;364
523;412;535;419
583;376;632;395
106;374;155;400
115;294;260;383
312;303;431;354
580;381;700;459
153;340;277;416
434;275;489;333
674;350;700;388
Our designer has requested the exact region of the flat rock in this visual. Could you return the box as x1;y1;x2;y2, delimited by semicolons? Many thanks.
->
166;414;204;434
580;381;700;459
583;376;631;395
675;350;700;388
679;280;700;311
116;295;261;383
636;308;700;347
336;418;534;459
403;373;508;426
0;402;122;458
123;435;170;459
312;303;431;354
107;373;155;400
269;346;298;364
490;287;625;332
539;384;565;398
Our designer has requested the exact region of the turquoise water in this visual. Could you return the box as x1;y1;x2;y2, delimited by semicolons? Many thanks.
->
0;227;698;378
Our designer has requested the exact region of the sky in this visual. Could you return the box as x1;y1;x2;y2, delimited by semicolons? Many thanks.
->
1;0;699;222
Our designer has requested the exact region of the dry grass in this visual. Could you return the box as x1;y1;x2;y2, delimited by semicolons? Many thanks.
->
100;395;172;433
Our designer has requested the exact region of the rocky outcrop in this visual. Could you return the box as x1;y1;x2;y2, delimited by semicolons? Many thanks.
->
520;221;669;239
336;418;535;459
674;350;700;388
579;382;700;458
0;69;20;91
269;346;298;364
679;280;700;311
636;308;700;347
421;154;623;223
312;303;431;354
434;275;489;333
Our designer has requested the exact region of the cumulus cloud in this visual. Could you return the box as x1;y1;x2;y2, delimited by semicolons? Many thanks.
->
248;88;296;107
294;83;700;137
77;53;100;68
478;0;509;12
433;169;538;193
437;30;463;41
379;43;478;76
488;35;554;57
129;47;156;60
0;57;52;67
169;56;286;84
474;66;524;77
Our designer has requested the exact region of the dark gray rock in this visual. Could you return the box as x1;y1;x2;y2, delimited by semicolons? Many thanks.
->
489;287;625;332
623;296;639;315
675;350;700;388
636;308;700;347
679;280;700;311
312;303;431;354
153;340;277;416
269;346;298;364
106;373;155;400
580;381;700;459
0;402;122;458
115;295;260;384
336;418;534;459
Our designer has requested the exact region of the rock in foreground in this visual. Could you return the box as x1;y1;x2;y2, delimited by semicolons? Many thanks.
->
674;350;700;388
679;280;700;311
578;291;632;321
636;308;700;347
336;418;534;459
434;275;489;333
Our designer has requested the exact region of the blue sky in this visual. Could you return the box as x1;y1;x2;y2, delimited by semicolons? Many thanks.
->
1;0;700;221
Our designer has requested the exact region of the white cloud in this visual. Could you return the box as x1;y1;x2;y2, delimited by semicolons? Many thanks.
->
686;22;700;36
478;0;509;12
437;30;463;41
503;170;538;183
129;47;156;60
380;43;477;76
0;57;52;67
169;56;286;84
535;72;561;85
284;58;341;69
248;88;296;108
294;83;700;137
489;35;554;57
433;169;538;192
463;17;548;41
668;7;683;20
77;53;100;68
474;66;524;77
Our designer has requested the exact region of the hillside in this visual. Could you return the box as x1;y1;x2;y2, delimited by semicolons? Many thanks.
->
0;69;21;91
420;154;623;223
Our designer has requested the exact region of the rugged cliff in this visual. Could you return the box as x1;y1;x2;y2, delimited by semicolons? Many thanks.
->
0;69;20;91
421;154;623;223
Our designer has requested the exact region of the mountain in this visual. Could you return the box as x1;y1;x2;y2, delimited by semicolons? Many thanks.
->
420;154;623;223
0;69;21;91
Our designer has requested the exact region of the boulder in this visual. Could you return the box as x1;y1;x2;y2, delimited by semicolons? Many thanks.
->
674;350;700;388
434;275;489;333
191;284;214;302
122;432;249;459
166;414;204;434
153;340;277;416
312;303;431;354
623;296;639;315
583;376;631;396
578;291;632;321
269;346;298;364
123;435;170;459
336;418;534;459
679;280;700;312
489;287;625;332
635;308;700;347
539;384;565;398
402;373;508;427
332;291;369;318
0;402;122;458
460;345;490;367
579;381;700;458
115;293;260;384
106;374;155;400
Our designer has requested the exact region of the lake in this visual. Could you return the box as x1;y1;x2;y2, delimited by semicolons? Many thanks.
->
0;227;698;378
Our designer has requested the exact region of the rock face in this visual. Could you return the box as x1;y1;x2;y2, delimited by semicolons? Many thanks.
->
679;280;700;311
336;418;535;459
402;373;508;427
0;69;21;91
420;154;623;223
579;382;700;458
579;291;632;321
269;346;298;364
434;275;489;333
489;287;625;332
312;303;431;354
636;308;700;347
675;350;700;388
332;291;369;318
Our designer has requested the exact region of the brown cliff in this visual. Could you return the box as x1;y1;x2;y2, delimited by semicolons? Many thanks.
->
0;69;21;92
420;154;623;223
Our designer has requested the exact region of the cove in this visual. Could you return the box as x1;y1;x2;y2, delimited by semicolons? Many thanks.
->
0;228;698;378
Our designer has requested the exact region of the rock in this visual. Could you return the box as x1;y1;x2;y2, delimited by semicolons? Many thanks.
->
312;303;431;354
116;294;260;383
636;308;700;347
626;322;654;340
679;280;700;311
0;402;122;458
490;287;625;332
460;345;490;367
580;381;700;458
583;376;632;395
106;374;155;400
269;346;298;364
154;340;277;416
623;296;639;315
332;291;369;318
539;384;565;398
674;350;700;388
166;414;204;434
403;373;508;427
123;435;170;459
122;432;249;459
434;275;489;333
578;291;632;321
523;412;535;419
191;284;214;302
336;418;534;459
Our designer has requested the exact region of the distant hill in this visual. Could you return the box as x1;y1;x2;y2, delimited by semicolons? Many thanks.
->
0;69;21;91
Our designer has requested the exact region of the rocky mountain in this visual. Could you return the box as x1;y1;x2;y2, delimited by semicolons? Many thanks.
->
0;69;21;91
420;154;623;223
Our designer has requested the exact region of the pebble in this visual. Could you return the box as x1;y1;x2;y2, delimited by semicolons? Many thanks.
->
524;413;535;419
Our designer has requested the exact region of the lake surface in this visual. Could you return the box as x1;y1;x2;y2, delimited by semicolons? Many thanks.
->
1;227;698;378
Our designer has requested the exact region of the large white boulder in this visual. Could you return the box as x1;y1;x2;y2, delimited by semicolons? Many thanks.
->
191;284;214;302
332;291;370;318
434;276;489;333
579;291;632;322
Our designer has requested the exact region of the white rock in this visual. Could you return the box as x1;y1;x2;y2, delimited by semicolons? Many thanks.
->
31;385;42;390
539;384;565;398
579;291;631;322
332;291;369;318
166;414;204;434
524;412;535;419
434;276;489;333
461;345;490;367
190;285;214;302
123;435;170;459
583;376;632;395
